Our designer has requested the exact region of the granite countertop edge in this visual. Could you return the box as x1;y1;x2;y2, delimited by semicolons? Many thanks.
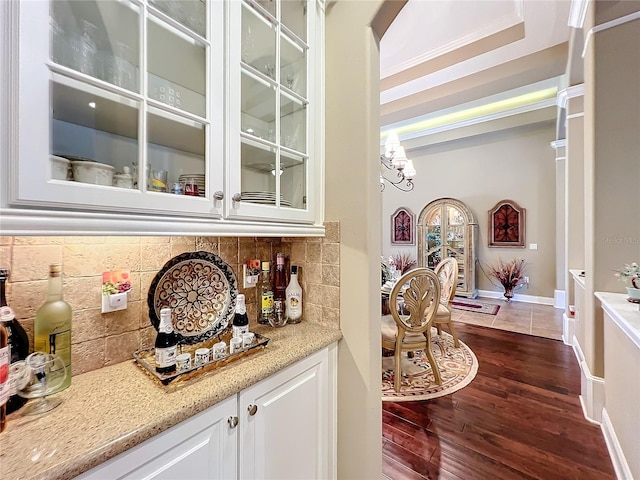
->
1;323;342;480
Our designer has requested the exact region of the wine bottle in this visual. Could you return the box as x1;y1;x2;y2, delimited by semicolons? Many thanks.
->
155;307;177;374
232;294;249;338
34;263;72;394
257;262;275;325
285;265;303;324
273;253;287;326
0;268;29;413
0;322;9;433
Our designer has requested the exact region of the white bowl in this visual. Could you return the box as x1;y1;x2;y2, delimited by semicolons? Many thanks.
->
71;160;114;186
50;155;70;180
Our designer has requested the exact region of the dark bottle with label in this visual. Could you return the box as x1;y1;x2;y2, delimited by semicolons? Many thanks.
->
232;294;249;338
155;308;177;374
0;322;8;433
0;268;29;413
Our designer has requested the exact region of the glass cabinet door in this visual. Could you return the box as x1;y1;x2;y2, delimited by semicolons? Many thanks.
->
417;198;478;298
425;207;442;269
228;0;315;221
445;205;465;290
15;0;223;217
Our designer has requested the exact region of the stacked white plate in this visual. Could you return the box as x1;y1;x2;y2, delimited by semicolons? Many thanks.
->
241;191;292;207
178;174;205;197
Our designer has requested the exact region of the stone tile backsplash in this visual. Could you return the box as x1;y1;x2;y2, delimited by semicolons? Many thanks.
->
0;223;340;376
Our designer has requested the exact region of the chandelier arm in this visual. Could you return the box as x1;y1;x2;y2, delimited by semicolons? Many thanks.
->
379;133;415;192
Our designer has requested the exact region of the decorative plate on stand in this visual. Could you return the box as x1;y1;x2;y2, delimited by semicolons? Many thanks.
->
147;251;238;344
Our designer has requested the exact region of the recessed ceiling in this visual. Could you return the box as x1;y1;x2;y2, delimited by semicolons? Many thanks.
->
380;0;572;131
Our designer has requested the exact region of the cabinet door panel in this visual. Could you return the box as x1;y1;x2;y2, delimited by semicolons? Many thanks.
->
76;396;237;480
239;348;329;480
12;0;223;218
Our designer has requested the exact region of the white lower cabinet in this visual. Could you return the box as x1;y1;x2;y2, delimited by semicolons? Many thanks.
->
76;346;335;480
239;347;331;480
76;395;238;480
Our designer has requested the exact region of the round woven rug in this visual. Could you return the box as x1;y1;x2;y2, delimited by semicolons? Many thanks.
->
382;329;478;402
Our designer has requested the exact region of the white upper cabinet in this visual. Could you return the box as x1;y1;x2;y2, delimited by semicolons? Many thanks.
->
11;0;224;218
0;0;324;235
226;0;323;224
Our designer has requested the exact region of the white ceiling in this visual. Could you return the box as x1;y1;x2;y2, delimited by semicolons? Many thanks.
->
380;0;572;131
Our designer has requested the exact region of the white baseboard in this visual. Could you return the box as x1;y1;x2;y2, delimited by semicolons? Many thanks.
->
577;357;605;424
573;337;605;424
572;335;584;363
562;313;575;346
601;408;634;480
554;289;565;309
477;289;554;305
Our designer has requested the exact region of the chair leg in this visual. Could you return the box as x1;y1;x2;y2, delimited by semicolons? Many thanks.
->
436;324;442;335
394;350;403;392
447;319;460;348
424;334;442;385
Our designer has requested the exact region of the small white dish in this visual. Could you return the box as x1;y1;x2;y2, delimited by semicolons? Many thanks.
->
50;155;70;181
71;160;114;186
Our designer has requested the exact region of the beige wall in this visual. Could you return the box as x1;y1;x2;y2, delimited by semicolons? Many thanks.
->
382;120;558;298
325;1;385;478
0;228;341;376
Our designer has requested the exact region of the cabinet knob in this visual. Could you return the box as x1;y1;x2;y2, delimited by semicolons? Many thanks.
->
228;416;239;428
247;404;258;416
232;193;242;203
213;191;224;201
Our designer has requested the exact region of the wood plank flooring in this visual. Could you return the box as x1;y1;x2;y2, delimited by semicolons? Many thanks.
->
382;321;616;480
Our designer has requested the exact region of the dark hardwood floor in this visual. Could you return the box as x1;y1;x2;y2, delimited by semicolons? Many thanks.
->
382;321;616;480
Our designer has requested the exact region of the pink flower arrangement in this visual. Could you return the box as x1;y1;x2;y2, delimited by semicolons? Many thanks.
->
489;258;526;289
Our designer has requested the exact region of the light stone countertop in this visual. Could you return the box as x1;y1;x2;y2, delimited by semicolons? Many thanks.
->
595;291;640;349
0;323;342;480
569;268;586;289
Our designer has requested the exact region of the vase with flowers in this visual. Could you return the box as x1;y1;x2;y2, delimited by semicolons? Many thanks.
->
488;258;526;301
614;262;640;301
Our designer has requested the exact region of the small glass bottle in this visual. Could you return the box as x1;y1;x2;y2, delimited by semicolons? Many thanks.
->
232;294;249;338
257;262;274;325
273;253;287;327
286;265;303;324
155;307;178;374
34;264;72;394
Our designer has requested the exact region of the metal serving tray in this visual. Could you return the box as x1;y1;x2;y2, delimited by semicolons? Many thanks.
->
134;329;269;386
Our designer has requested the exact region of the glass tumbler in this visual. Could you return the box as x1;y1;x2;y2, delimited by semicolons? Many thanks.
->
78;20;98;77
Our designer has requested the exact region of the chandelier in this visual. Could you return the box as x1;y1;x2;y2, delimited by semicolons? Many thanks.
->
380;131;416;192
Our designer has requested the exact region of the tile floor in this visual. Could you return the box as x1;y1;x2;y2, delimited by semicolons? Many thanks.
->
451;297;564;341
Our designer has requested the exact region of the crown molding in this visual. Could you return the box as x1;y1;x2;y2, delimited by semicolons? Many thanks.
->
382;3;523;79
557;83;584;108
582;11;640;58
568;0;590;29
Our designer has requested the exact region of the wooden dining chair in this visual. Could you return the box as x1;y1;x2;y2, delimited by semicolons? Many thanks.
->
381;268;442;391
433;257;460;348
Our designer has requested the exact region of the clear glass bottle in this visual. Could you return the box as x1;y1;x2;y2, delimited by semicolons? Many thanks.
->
285;265;303;324
0;268;29;414
155;307;177;374
34;264;72;394
257;262;275;325
232;294;249;338
273;253;287;326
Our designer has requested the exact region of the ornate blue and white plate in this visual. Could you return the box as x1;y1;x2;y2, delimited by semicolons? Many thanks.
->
148;251;238;344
